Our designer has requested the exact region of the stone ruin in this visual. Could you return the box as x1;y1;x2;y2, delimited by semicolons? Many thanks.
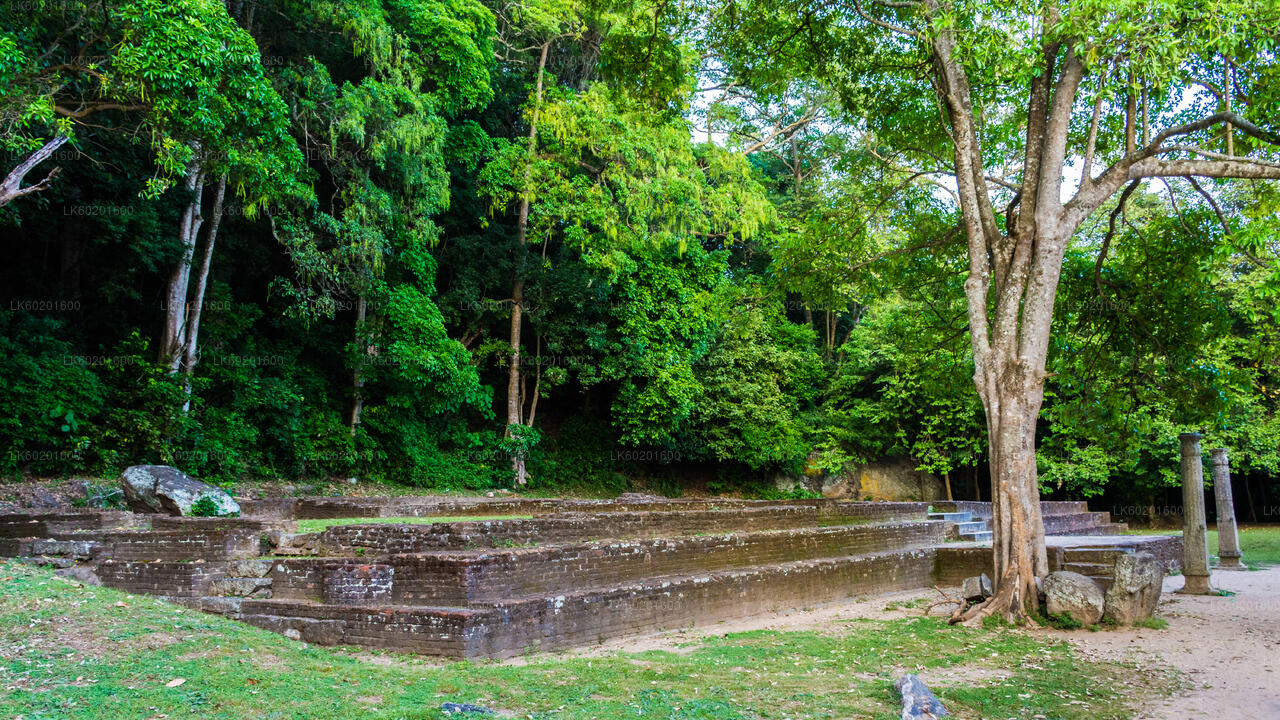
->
0;494;1182;658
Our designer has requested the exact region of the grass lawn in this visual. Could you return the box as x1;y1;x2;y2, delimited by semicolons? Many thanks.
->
1126;525;1280;568
296;516;531;534
0;561;1175;720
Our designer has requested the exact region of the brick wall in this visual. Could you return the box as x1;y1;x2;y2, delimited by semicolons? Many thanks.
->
101;528;262;562
389;521;945;606
239;548;938;659
0;510;140;538
318;506;825;553
150;517;295;533
243;495;930;522
324;563;394;605
97;560;226;597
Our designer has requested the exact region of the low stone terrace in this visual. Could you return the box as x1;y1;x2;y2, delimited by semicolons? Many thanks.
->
0;496;1179;659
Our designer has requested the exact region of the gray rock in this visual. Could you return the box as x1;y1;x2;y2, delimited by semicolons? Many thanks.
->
120;465;240;517
440;703;494;716
32;539;100;559
1044;571;1105;625
894;674;947;718
1104;551;1164;625
55;565;102;586
960;573;992;601
210;577;272;598
227;558;274;578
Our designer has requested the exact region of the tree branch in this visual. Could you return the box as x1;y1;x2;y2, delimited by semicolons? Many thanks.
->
0;134;69;207
1094;180;1139;295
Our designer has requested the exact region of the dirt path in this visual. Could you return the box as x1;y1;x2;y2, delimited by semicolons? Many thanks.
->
527;568;1280;718
1061;566;1280;719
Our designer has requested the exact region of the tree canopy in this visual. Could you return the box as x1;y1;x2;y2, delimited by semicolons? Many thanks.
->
1;0;1277;550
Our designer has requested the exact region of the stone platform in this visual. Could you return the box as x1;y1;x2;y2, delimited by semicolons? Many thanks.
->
0;497;1179;658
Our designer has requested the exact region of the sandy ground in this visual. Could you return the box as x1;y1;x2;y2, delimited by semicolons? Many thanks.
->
513;568;1280;718
1061;566;1280;719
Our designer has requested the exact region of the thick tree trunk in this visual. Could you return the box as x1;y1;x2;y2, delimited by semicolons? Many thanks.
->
180;174;227;412
160;159;206;372
977;373;1049;620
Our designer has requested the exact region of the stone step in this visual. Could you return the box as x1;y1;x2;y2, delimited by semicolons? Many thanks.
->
239;547;940;659
927;512;973;523
244;496;930;524
311;504;930;555
274;521;946;606
955;521;988;534
964;531;993;543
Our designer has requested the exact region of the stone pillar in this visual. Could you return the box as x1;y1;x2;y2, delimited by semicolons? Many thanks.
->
1210;448;1244;569
1178;433;1212;594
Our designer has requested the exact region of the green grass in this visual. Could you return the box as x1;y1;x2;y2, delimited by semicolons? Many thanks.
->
0;561;1176;720
296;515;531;533
1126;525;1280;568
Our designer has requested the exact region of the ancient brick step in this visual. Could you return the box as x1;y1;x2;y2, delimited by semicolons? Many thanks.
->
271;521;944;605
97;560;228;597
310;504;913;555
0;509;142;539
239;547;939;659
98;528;264;562
927;512;973;523
930;501;1091;518
242;496;929;523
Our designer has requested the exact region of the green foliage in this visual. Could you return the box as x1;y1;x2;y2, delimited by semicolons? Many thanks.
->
1035;612;1085;631
1;0;1277;514
187;495;224;517
0;562;1170;720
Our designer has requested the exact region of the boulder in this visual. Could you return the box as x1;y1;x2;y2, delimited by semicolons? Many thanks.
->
1104;551;1164;625
961;573;993;602
55;565;102;587
1043;571;1105;625
894;674;948;718
120;465;240;517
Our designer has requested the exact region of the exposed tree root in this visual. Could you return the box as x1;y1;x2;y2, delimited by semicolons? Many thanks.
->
949;571;1038;626
923;585;964;617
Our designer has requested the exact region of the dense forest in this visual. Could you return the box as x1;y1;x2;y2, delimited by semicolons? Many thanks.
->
3;0;1279;519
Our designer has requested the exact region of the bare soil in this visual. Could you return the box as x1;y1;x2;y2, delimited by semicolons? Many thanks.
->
1061;566;1280;719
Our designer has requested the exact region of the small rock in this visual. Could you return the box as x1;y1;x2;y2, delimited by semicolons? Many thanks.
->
1044;571;1105;625
120;465;240;517
961;573;992;601
283;628;301;641
1104;552;1164;625
440;703;494;715
894;674;947;718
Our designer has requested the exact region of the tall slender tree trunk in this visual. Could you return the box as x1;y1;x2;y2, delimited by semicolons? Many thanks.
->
349;293;368;434
505;40;551;486
180;174;227;412
161;158;206;372
507;277;528;484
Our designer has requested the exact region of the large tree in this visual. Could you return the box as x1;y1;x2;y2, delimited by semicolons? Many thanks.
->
708;0;1280;620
